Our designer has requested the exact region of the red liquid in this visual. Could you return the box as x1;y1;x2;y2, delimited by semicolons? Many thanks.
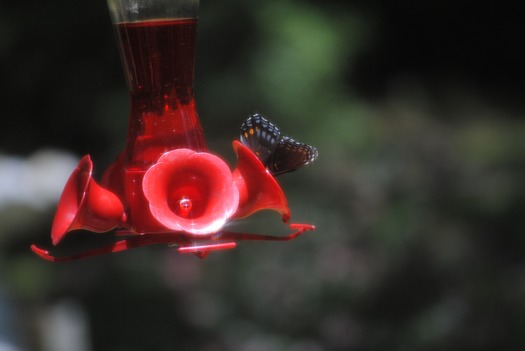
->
113;19;207;232
115;19;207;169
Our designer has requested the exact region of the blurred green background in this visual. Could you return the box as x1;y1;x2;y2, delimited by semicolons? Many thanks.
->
1;0;524;350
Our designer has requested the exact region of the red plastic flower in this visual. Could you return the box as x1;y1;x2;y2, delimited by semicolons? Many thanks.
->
231;140;290;221
143;149;239;235
50;155;126;245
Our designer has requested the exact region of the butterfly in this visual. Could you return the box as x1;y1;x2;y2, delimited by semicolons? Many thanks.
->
240;113;318;176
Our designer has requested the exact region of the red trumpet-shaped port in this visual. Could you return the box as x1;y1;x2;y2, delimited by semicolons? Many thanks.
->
142;149;239;234
232;141;291;222
51;155;127;245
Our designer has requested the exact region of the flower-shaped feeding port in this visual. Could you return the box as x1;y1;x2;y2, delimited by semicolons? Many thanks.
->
142;149;239;234
31;115;318;261
50;155;127;245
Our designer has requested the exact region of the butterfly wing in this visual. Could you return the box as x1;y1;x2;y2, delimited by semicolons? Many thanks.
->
240;113;318;175
240;114;281;164
267;136;319;176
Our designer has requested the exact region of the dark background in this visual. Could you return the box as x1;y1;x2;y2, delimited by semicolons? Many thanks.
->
1;0;524;350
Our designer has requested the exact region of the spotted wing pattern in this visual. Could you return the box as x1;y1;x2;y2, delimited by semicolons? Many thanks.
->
240;113;281;165
267;136;319;176
240;114;318;175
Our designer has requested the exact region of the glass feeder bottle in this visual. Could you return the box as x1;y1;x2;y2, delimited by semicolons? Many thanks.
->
106;0;206;232
107;0;206;169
